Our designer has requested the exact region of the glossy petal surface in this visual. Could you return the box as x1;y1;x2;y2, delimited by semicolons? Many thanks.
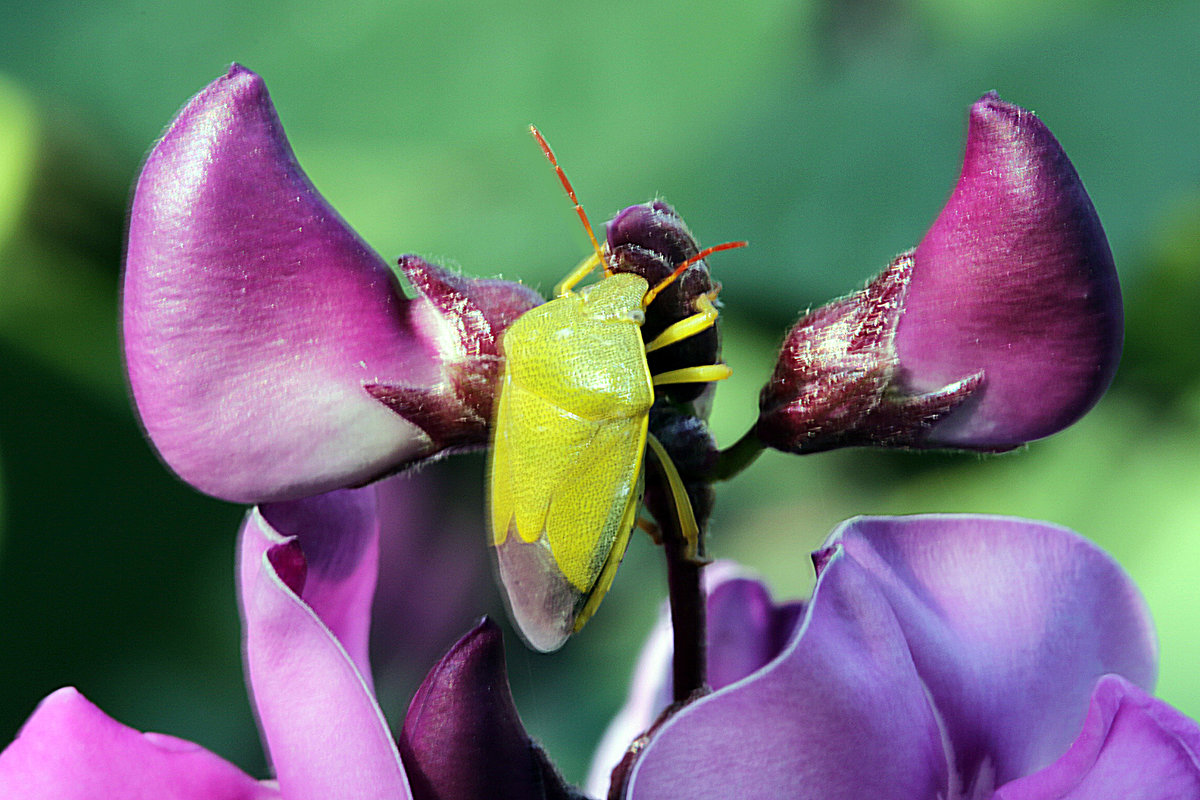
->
832;515;1157;787
621;516;1163;799
238;487;412;800
895;93;1123;448
0;688;276;799
625;550;951;800
995;675;1200;799
124;65;438;503
400;618;583;800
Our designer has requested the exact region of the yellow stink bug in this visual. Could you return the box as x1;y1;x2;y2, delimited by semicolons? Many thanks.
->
489;127;744;652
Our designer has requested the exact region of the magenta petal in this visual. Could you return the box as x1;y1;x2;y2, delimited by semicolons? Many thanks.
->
994;675;1200;800
124;65;440;503
238;489;412;800
625;551;950;799
400;618;582;800
895;94;1122;448
0;688;276;799
832;516;1157;787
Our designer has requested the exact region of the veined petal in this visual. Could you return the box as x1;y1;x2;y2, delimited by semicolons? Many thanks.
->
994;675;1200;799
0;688;276;799
124;64;440;503
624;550;950;800
830;515;1157;787
895;93;1123;449
238;488;412;800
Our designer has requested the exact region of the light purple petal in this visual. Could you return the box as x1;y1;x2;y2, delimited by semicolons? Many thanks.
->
399;618;585;800
624;550;950;800
0;687;276;799
994;675;1200;800
587;563;804;797
585;609;672;798
831;515;1157;787
238;488;412;800
895;93;1123;448
705;576;805;690
124;64;440;503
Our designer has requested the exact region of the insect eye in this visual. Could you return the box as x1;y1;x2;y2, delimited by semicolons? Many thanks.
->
628;308;646;324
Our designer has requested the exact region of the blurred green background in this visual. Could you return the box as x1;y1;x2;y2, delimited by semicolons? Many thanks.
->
1;0;1198;786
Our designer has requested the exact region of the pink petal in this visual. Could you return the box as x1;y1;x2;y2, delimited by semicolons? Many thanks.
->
0;687;276;799
237;488;411;800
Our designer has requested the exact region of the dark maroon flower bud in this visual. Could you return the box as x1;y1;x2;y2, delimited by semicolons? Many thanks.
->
758;253;982;453
400;618;587;800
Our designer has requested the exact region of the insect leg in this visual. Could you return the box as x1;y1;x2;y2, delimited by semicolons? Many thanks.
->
652;363;732;386
554;250;604;297
645;433;701;560
636;516;664;544
644;293;720;353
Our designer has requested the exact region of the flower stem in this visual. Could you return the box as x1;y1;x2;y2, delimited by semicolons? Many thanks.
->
664;523;707;703
709;427;766;482
605;515;709;800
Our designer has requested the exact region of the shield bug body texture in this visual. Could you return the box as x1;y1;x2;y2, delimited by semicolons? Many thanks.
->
490;272;655;652
488;128;742;652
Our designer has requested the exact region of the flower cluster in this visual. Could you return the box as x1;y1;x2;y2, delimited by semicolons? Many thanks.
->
2;63;1197;799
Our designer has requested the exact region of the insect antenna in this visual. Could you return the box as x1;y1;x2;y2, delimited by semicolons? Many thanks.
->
530;125;609;277
642;240;747;308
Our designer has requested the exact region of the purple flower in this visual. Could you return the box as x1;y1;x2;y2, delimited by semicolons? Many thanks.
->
595;516;1199;799
123;64;541;504
758;94;1122;454
0;485;575;799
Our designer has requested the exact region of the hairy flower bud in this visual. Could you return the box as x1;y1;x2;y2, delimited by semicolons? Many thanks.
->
757;93;1122;455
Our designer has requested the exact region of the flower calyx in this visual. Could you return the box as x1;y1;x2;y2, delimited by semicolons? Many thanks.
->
757;252;983;454
367;256;544;455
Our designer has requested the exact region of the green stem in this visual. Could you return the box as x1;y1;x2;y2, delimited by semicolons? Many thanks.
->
709;427;766;482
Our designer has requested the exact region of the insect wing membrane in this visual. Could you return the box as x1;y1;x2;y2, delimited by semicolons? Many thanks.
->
490;376;648;650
